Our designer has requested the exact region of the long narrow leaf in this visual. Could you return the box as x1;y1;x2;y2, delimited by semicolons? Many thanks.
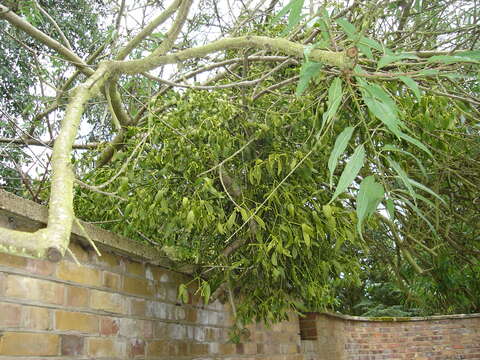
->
399;76;421;101
271;0;295;24
427;55;479;64
296;61;322;96
399;197;438;236
359;36;384;52
377;53;418;69
408;178;446;205
387;157;416;200
385;199;395;220
336;18;357;38
329;145;365;203
363;97;401;135
381;144;427;178
288;0;305;29
398;132;432;157
356;176;384;234
272;0;306;34
322;77;343;124
328;127;355;187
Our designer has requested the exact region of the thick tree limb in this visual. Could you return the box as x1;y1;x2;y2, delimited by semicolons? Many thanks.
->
0;63;110;261
114;36;350;74
96;0;192;166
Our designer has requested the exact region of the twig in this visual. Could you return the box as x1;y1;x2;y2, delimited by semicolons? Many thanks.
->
0;137;100;150
66;247;81;265
252;75;299;100
198;137;255;176
33;0;73;50
74;218;102;257
74;179;127;201
219;165;241;208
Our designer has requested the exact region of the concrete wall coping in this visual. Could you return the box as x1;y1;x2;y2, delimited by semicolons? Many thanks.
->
0;189;182;270
321;311;480;322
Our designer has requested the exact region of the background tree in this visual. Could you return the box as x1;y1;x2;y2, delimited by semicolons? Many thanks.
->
0;0;478;324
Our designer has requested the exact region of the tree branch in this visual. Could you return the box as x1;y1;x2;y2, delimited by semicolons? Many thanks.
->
0;63;111;261
114;36;350;74
0;137;101;149
0;4;93;75
116;0;183;60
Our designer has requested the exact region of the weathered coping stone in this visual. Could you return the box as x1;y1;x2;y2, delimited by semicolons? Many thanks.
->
322;311;480;322
0;189;177;269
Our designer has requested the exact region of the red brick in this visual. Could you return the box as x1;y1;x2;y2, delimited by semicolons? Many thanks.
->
5;275;64;305
100;317;119;335
66;286;89;307
26;257;55;276
102;271;121;290
0;332;59;355
61;335;84;356
0;253;27;269
22;306;49;330
128;339;145;357
0;303;21;327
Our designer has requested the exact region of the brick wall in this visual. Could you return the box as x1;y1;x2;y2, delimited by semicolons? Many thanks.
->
312;313;480;360
0;242;303;359
0;190;304;359
1;190;479;360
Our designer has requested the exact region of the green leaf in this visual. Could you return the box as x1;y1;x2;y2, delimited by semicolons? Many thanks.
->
317;18;330;41
387;157;415;200
336;18;357;38
427;55;479;64
363;96;401;135
357;43;373;60
418;69;439;76
377;53;418;69
296;61;323;96
386;199;395;219
356;176;385;234
254;215;266;230
359;36;384;52
328;126;355;188
398;132;432;157
322;77;343;124
301;223;313;246
400;197;438;236
362;82;397;108
226;210;237;229
201;281;211;305
397;190;436;208
186;210;195;225
457;50;480;59
329;145;365;204
398;76;421;101
271;0;295;23
408;178;446;205
178;283;189;303
288;0;305;30
381;144;427;178
272;0;306;34
151;32;165;39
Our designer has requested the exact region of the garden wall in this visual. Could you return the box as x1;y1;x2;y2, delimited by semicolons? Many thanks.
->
1;189;480;359
0;190;302;359
306;313;480;360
